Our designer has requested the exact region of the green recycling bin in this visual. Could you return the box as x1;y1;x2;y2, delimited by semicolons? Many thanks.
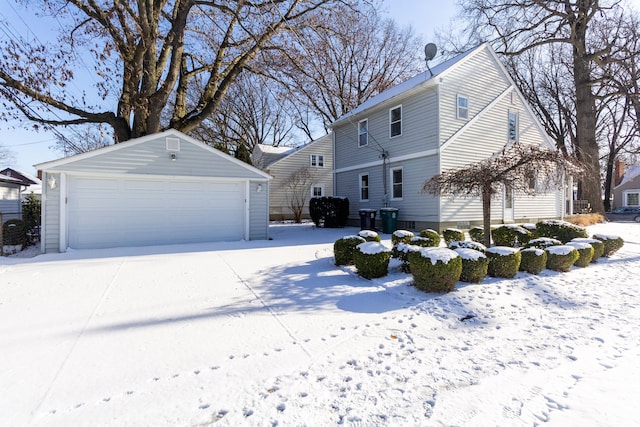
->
380;207;399;233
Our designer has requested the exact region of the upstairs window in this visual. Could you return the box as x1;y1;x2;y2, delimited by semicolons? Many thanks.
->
360;173;369;201
310;154;324;167
390;105;402;137
311;185;324;198
391;167;403;200
508;111;519;142
457;95;469;119
358;119;368;147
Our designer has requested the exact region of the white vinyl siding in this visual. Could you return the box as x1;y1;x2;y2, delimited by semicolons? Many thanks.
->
390;105;402;138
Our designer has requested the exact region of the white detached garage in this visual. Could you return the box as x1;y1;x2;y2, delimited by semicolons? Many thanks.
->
36;130;271;252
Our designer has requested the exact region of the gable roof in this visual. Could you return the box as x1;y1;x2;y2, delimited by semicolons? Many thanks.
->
253;144;298;168
35;129;272;180
332;44;481;126
263;134;332;169
0;167;40;185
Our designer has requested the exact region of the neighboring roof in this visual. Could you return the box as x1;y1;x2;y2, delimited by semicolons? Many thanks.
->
35;129;272;180
0;174;24;185
0;167;40;185
332;44;482;126
617;165;640;187
253;144;298;168
265;134;332;169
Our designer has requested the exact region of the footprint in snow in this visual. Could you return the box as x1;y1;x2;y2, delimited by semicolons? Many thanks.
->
276;403;286;412
199;404;210;410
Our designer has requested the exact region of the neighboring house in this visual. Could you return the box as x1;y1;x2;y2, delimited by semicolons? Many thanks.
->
0;167;42;201
332;43;567;232
254;134;333;221
35;129;272;253
612;161;640;209
0;174;26;222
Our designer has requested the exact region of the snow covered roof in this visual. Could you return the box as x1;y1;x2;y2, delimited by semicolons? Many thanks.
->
332;44;483;126
617;165;640;187
0;167;41;185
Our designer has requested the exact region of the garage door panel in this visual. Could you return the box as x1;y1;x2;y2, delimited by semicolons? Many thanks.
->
68;177;245;249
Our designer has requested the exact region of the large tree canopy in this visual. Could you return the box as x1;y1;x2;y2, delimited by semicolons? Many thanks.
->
0;0;344;143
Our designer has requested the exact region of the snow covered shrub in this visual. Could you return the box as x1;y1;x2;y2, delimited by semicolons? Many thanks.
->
571;238;604;261
519;248;547;275
395;243;421;273
469;226;485;243
391;230;415;246
334;235;366;266
448;240;487;253
545;245;579;272
358;229;381;242
491;224;532;247
443;228;465;245
525;237;562;250
418;229;441;247
408;247;462;292
535;220;588;243
566;241;594;267
593;234;624;257
486;247;522;278
454;248;488;283
354;242;391;279
2;219;29;246
522;223;538;238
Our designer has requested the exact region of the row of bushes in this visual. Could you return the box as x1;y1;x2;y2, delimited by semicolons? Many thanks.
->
333;227;624;293
470;220;589;247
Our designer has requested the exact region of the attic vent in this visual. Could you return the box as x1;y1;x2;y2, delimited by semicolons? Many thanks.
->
166;137;180;151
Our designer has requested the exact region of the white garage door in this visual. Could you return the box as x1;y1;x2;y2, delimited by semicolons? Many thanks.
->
67;176;245;249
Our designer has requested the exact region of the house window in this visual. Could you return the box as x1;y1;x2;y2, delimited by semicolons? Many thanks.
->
457;95;468;119
358;119;368;147
311;185;324;198
390;105;402;137
391;167;403;200
310;154;324;167
360;173;369;201
626;192;639;206
508;111;519;142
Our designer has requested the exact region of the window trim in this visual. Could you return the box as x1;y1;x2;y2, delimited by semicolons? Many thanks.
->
358;119;368;147
508;111;519;143
390;167;403;201
310;154;324;168
311;184;324;198
456;95;469;119
359;173;370;202
389;105;402;138
624;190;640;207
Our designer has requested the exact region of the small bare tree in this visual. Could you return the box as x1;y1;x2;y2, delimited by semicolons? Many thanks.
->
284;166;316;223
423;142;583;247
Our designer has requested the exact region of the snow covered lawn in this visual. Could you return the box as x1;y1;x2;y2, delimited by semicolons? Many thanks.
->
1;222;639;426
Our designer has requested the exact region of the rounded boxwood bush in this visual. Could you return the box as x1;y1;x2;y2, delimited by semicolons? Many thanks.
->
395;243;421;273
571;238;604;261
535;220;588;243
334;235;366;266
453;248;488;283
448;240;487;253
391;230;415;246
354;242;391;279
522;223;537;238
443;228;465;245
545;245;580;272
525;237;562;250
358;229;381;242
593;234;624;257
566;241;594;267
519;248;547;275
469;226;485;243
486;247;522;278
2;219;29;246
408;247;462;292
414;232;440;247
491;224;532;247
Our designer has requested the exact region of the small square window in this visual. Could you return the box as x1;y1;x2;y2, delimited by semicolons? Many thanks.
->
390;106;402;137
627;192;639;206
391;168;403;200
457;95;468;119
358;119;368;147
310;154;324;167
312;186;323;197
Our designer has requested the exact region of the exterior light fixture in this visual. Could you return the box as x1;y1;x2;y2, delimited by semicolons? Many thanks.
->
47;175;57;190
257;184;262;193
170;153;177;161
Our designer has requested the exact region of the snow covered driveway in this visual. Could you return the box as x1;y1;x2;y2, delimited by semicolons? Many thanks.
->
1;222;640;426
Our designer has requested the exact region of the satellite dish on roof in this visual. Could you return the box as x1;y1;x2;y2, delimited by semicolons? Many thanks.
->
424;43;437;77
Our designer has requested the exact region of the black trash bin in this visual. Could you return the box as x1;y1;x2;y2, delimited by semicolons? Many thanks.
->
380;207;399;233
358;209;377;230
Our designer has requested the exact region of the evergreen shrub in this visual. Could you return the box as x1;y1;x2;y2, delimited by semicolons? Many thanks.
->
408;247;462;292
309;197;349;228
334;235;366;266
354;242;391;279
2;219;29;246
535;220;588;243
525;237;562;250
571;238;604;261
448;240;487;253
486;247;521;278
391;230;415;246
469;226;485;243
545;245;579;272
593;234;624;257
491;224;531;247
395;243;421;272
443;228;465;245
519;248;547;275
418;229;441;247
358;230;381;242
566;241;594;267
453;248;489;283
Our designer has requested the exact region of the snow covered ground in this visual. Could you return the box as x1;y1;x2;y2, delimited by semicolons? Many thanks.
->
1;222;639;426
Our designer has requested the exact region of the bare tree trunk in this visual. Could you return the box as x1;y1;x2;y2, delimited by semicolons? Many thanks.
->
482;188;492;248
